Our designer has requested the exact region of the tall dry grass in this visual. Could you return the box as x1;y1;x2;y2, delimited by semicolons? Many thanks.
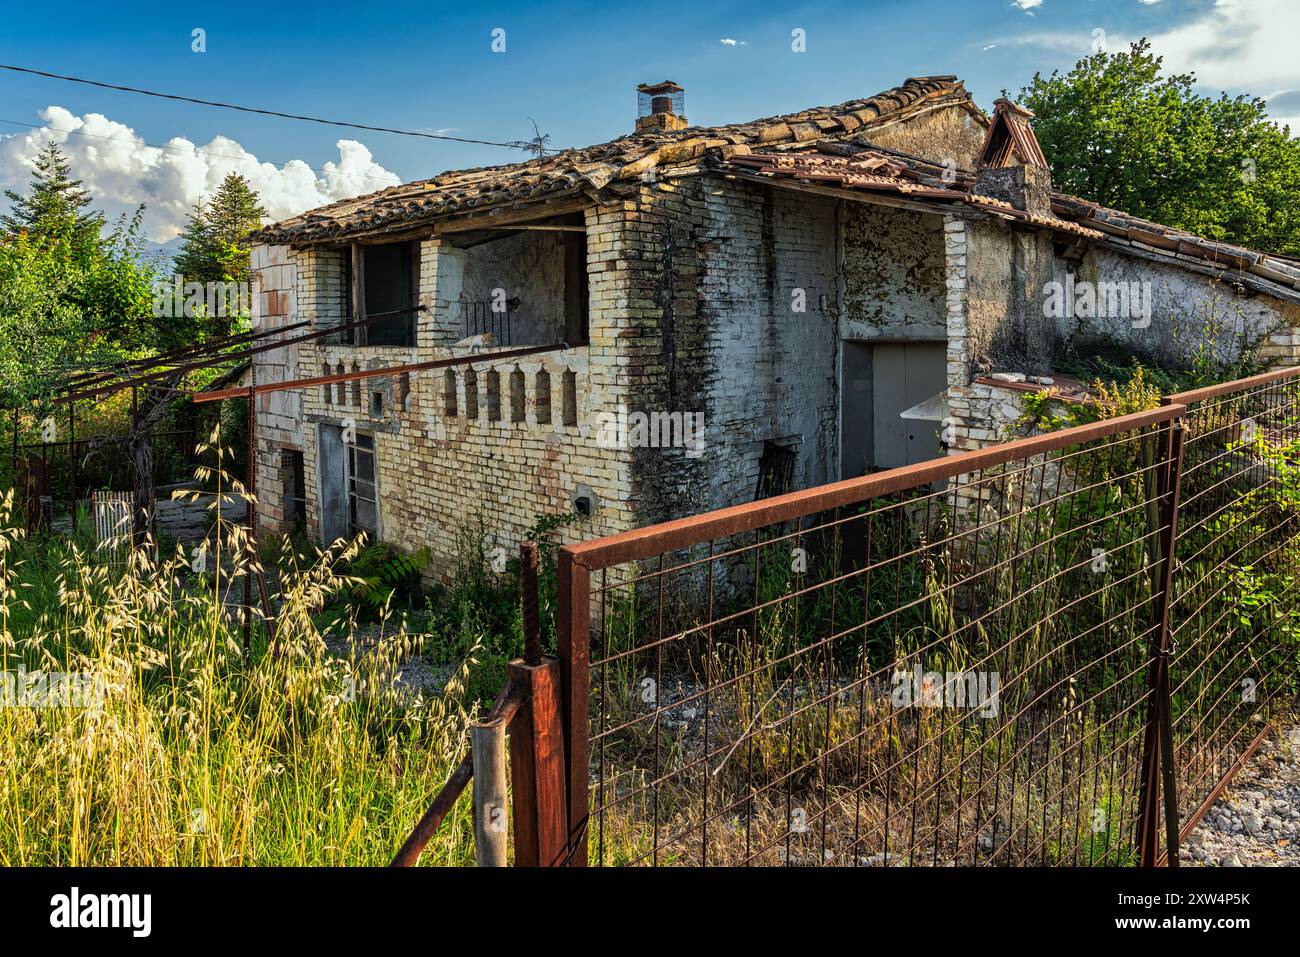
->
0;428;480;866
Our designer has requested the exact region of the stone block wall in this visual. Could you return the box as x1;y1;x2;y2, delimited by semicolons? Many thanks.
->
1050;246;1300;371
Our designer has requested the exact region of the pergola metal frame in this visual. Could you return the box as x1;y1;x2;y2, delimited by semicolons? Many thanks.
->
9;303;570;650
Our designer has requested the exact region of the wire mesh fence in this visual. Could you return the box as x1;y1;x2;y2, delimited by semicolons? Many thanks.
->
1164;369;1300;857
557;369;1300;867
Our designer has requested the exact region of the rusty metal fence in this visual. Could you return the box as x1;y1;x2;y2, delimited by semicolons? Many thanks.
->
554;369;1300;867
1161;369;1300;860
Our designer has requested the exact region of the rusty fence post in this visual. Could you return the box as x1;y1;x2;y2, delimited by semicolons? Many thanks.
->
508;542;569;866
556;547;590;866
1136;415;1185;866
68;401;76;517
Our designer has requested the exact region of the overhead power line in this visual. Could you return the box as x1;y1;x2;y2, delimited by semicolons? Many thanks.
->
0;62;556;153
0;117;402;188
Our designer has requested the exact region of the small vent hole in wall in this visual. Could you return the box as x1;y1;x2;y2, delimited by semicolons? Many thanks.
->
486;369;501;422
561;369;577;427
443;370;458;417
509;367;525;423
570;484;598;517
399;372;411;410
350;362;361;407
534;370;552;425
371;391;384;416
322;363;331;404
334;362;345;404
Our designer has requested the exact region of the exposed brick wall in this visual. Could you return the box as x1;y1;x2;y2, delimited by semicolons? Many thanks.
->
610;175;841;525
251;209;637;580
942;216;1036;457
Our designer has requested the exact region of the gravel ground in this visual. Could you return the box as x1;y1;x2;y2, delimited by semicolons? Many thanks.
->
1182;722;1300;866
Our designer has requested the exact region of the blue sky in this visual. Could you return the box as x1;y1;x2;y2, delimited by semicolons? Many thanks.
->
2;0;1294;240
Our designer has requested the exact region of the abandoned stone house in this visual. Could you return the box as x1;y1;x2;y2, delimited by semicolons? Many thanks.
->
246;75;1300;577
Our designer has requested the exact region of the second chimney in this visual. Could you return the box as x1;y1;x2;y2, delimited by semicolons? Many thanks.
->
974;98;1052;217
636;81;687;133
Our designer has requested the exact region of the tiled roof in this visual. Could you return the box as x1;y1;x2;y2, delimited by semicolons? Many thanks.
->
253;72;1300;306
720;150;1105;241
252;76;973;243
1049;196;1300;303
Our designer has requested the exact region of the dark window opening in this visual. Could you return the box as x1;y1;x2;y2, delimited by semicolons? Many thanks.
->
755;440;797;500
509;367;526;422
338;248;354;344
443;370;458;416
486;369;501;422
371;391;384;416
465;370;479;419
348;433;378;538
534;370;552;425
341;241;420;347
282;449;306;531
563;227;589;346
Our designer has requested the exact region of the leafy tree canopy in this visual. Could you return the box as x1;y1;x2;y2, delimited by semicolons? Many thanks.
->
1017;39;1300;256
0;144;164;406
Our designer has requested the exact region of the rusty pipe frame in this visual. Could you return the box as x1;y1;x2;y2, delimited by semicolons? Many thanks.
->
192;341;569;405
390;681;523;867
389;751;474;868
1163;364;1300;407
63;321;310;389
54;305;429;405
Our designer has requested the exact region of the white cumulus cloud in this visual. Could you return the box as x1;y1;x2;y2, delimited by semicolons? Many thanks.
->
0;106;402;242
1141;0;1300;130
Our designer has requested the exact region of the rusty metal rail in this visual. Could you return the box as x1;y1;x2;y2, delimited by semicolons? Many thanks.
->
192;342;568;405
1159;367;1300;858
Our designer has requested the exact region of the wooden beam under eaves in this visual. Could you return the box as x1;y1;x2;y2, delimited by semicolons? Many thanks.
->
432;197;593;234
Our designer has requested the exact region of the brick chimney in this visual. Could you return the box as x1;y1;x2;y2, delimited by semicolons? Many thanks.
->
974;98;1051;217
636;81;687;133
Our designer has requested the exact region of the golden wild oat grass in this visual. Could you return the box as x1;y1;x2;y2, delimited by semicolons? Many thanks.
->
0;433;481;866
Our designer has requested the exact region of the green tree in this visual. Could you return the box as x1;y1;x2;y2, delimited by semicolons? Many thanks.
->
173;173;267;285
1017;39;1300;256
0;141;105;256
1;149;164;405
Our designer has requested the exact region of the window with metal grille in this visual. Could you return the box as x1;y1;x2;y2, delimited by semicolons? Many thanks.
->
347;433;378;538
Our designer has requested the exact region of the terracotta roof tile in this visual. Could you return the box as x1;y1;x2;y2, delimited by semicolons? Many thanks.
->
723;150;1103;240
253;76;970;243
